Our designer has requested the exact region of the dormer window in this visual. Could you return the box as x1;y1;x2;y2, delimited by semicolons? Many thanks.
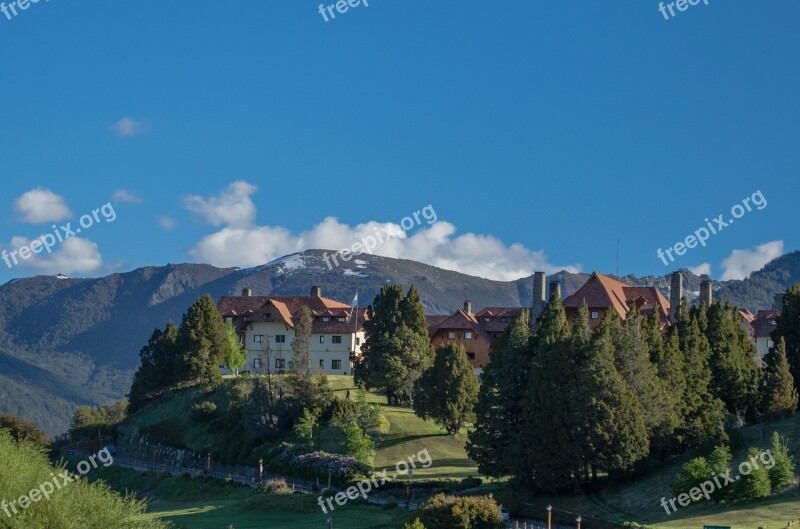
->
338;316;346;322
500;317;510;323
484;317;491;322
322;316;330;322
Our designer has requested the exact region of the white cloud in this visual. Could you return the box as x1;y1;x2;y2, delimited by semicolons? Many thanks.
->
1;236;102;275
720;241;784;281
13;188;72;223
112;189;142;204
184;181;258;228
157;216;177;231
185;181;579;281
689;263;712;277
112;117;151;137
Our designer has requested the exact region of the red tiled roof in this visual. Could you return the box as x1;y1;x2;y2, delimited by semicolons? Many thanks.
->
218;294;367;333
562;272;670;325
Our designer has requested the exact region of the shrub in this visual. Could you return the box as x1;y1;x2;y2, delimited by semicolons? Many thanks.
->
768;432;796;491
0;413;49;448
264;478;288;493
671;457;713;500
415;493;505;529
254;443;370;483
0;430;168;528
405;520;426;529
736;448;772;500
191;401;218;422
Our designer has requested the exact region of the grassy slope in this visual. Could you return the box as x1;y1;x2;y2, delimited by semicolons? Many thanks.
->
90;466;412;529
329;376;479;481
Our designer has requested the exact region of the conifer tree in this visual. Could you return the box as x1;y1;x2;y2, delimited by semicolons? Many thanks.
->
524;294;579;489
679;316;726;446
763;337;799;417
582;311;649;478
773;284;800;393
614;305;677;453
467;309;531;477
705;302;762;419
414;343;479;435
357;285;433;405
178;294;228;386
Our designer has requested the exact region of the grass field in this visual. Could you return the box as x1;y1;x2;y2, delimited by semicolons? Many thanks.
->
91;466;412;529
328;376;480;481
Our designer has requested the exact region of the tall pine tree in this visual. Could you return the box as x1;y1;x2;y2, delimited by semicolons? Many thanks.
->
467;309;531;477
763;337;799;418
773;284;800;397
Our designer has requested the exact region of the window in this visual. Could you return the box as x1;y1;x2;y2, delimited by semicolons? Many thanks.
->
332;336;342;344
447;331;456;339
467;352;476;360
500;316;510;323
484;317;491;322
338;316;346;322
275;335;286;343
590;311;599;319
464;332;473;340
322;316;330;322
254;335;264;343
275;359;286;370
254;358;261;369
332;360;342;370
319;336;325;344
356;337;361;345
237;334;244;343
226;317;233;323
319;359;324;369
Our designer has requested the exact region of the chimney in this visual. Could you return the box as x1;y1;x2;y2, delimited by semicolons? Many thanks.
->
464;301;472;314
310;286;322;297
699;278;713;307
532;272;547;321
241;287;252;297
669;271;683;323
548;281;562;301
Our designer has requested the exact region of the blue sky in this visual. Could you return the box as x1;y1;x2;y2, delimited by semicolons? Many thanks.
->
1;0;798;284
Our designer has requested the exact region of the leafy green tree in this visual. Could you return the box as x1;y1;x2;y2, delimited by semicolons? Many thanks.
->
0;413;49;448
286;369;334;419
178;294;228;386
291;305;313;374
404;520;427;529
70;400;128;441
705;302;762;419
763;337;799;417
340;418;374;465
222;321;247;375
467;310;531;478
293;408;315;446
767;432;796;490
414;343;479;435
773;284;800;394
736;448;772;500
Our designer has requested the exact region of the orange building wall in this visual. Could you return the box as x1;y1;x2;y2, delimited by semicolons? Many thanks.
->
430;329;492;369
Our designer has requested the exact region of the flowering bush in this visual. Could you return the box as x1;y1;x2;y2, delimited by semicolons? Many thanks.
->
256;443;370;483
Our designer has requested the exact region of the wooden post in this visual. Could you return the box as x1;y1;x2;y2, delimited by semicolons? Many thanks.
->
546;505;552;529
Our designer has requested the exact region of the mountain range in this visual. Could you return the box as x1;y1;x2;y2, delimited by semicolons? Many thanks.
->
2;248;799;436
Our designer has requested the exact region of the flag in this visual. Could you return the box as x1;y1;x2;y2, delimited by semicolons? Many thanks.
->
349;293;358;323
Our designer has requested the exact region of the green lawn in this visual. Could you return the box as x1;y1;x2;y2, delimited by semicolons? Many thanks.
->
91;466;412;529
327;375;480;481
